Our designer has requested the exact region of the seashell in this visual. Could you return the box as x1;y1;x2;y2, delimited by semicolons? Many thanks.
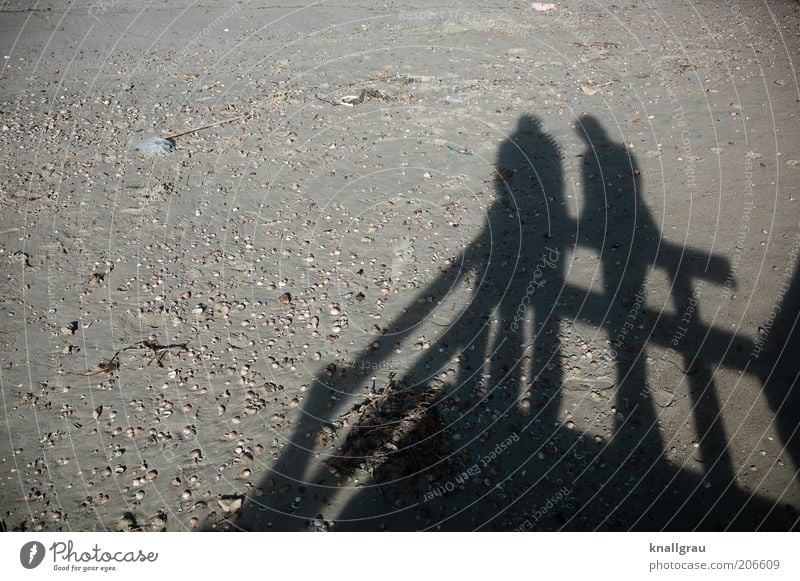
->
217;497;243;513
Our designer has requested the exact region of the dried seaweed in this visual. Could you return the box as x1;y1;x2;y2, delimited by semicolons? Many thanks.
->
71;339;188;377
325;373;447;487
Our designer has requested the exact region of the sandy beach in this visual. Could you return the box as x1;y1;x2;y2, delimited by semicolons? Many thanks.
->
0;0;798;532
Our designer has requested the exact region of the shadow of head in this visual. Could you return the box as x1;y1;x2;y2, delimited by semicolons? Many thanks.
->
575;114;610;145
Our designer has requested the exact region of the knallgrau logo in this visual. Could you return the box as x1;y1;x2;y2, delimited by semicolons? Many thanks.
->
19;540;158;573
20;541;46;569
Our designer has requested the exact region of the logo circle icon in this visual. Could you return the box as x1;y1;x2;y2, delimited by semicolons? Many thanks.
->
20;541;46;569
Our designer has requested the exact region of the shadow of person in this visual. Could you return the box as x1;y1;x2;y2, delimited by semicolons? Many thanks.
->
575;115;734;489
573;115;666;476
230;115;571;531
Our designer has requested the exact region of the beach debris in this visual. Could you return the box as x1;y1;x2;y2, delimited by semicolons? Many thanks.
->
60;321;79;336
531;2;558;11
447;144;473;156
75;353;121;377
84;272;105;288
324;373;447;487
132;136;176;154
71;339;187;377
133;116;243;154
317;88;390;107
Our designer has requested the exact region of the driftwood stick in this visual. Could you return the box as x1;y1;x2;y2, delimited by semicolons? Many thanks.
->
164;116;243;140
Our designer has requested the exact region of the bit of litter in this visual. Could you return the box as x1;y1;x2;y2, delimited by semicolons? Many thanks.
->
133;136;176;154
531;2;558;11
580;85;601;96
133;116;242;154
447;145;473;155
444;95;463;103
317;89;390;107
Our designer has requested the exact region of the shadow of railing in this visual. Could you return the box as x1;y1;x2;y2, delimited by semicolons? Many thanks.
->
210;114;798;531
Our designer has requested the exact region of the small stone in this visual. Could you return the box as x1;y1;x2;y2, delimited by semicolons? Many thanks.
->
116;516;136;531
278;292;292;305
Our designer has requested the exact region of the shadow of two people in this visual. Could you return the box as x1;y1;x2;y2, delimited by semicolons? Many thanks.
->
221;114;798;531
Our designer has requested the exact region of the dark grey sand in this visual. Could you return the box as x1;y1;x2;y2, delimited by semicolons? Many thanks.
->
0;0;798;531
